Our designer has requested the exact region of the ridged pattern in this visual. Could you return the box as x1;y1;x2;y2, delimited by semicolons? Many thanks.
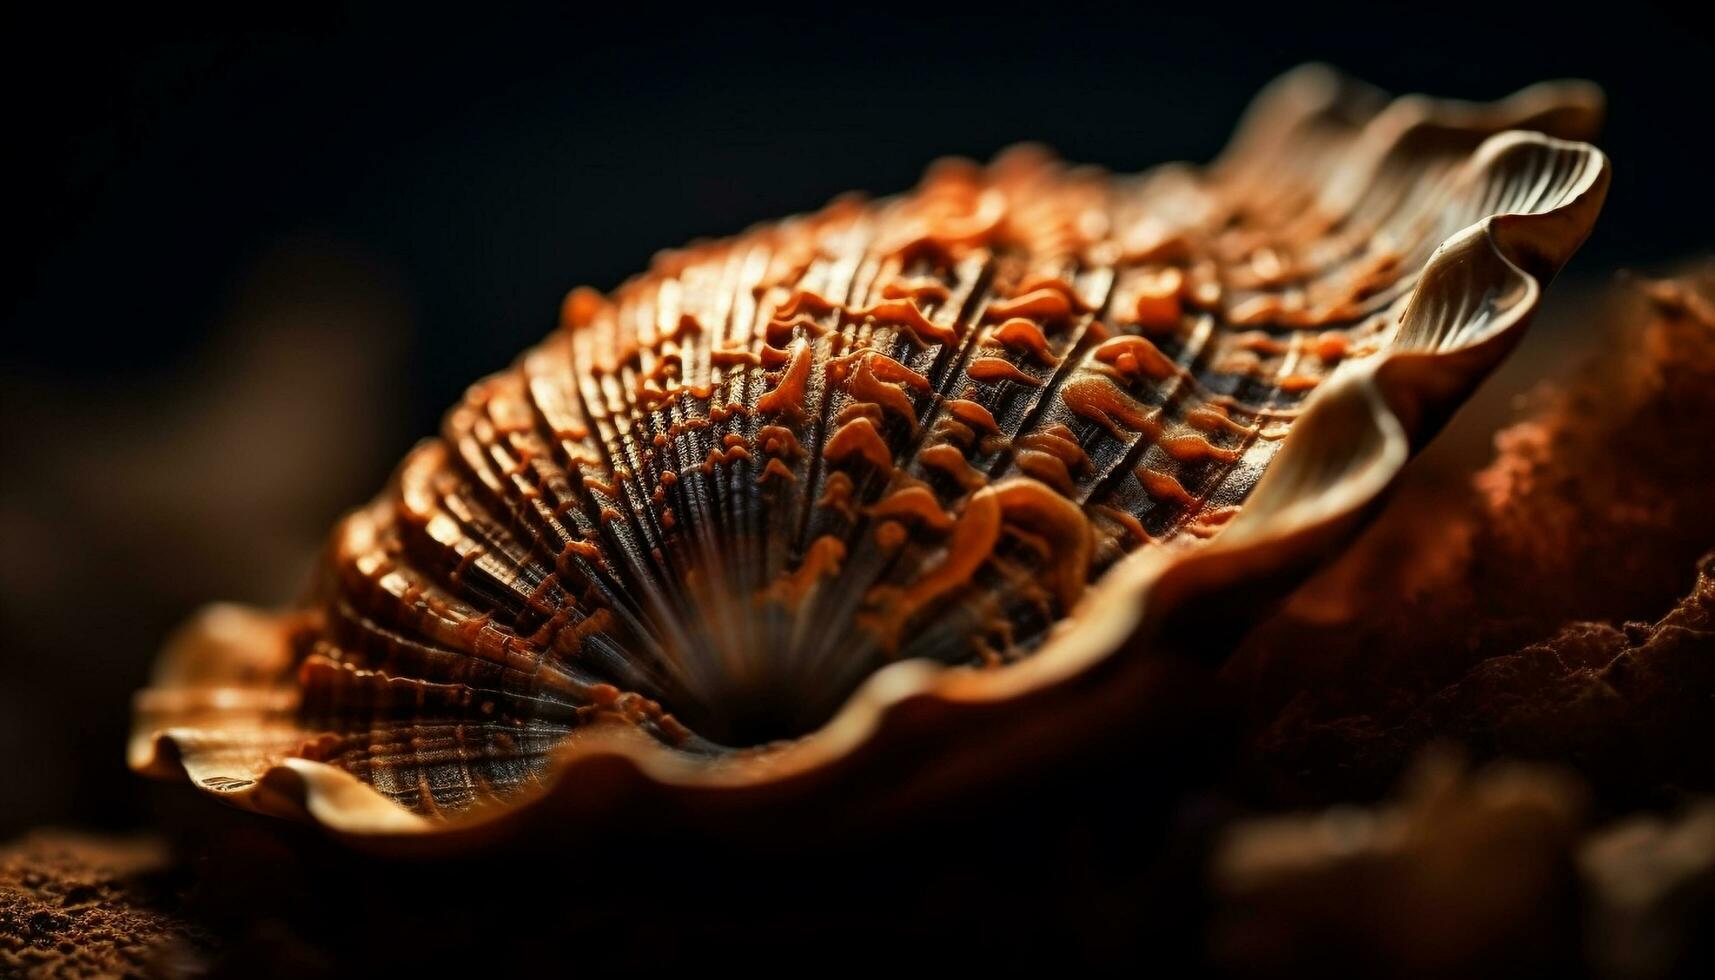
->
272;77;1602;815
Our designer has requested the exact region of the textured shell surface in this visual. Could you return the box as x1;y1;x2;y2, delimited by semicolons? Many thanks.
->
132;66;1609;840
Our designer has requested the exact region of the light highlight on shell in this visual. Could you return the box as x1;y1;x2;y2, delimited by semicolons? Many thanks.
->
131;66;1609;838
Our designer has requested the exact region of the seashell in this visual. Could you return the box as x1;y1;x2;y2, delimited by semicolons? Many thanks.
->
131;65;1608;841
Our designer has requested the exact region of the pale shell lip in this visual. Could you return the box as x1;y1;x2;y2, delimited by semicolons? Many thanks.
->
130;66;1610;845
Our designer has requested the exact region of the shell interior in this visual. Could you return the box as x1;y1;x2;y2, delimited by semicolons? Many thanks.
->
131;66;1610;829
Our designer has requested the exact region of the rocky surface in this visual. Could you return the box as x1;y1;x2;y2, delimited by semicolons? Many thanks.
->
1228;268;1715;808
0;833;209;979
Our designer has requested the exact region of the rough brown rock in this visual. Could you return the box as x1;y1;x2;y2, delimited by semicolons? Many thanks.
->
0;832;210;979
1228;268;1715;806
1212;753;1589;978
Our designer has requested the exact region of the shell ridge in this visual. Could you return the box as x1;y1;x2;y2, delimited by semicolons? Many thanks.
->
762;216;893;704
870;253;999;496
564;319;707;693
772;219;873;562
536;327;699;708
1079;314;1225;530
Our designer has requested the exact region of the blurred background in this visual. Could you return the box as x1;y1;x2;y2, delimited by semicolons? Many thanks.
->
3;1;1710;838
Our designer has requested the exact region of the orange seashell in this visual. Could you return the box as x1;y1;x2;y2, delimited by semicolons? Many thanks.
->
131;65;1607;841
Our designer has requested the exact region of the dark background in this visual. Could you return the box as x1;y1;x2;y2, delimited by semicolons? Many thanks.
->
3;2;1710;838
